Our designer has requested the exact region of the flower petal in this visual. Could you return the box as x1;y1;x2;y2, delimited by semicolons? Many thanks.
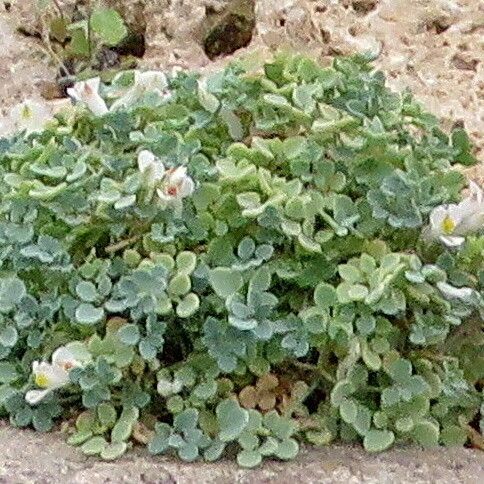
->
429;206;448;231
138;150;156;173
33;362;70;389
166;166;187;186
68;78;109;116
156;188;173;203
439;235;465;247
8;99;53;135
52;346;79;370
138;150;165;181
178;176;195;198
25;389;51;405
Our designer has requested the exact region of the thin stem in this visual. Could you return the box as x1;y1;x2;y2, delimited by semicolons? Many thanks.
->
39;14;70;77
105;235;141;254
291;361;336;384
51;0;64;19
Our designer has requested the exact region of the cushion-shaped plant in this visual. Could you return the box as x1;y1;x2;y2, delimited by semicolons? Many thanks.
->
0;52;482;466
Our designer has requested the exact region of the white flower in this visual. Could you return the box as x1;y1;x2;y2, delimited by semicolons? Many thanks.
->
429;181;484;247
138;150;165;182
437;281;474;301
0;99;53;136
111;71;170;110
156;166;195;203
25;345;86;405
67;77;109;116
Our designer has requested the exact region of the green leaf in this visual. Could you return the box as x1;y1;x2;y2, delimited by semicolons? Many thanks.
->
68;28;90;57
340;399;358;424
440;425;467;447
0;363;19;383
118;324;140;346
76;281;99;303
178;443;199;462
0;277;26;311
90;8;128;46
67;430;93;446
168;274;191;296
97;403;117;427
0;326;18;347
81;436;108;456
216;399;249;442
176;293;200;318
75;303;104;325
412;420;439;447
100;442;128;460
176;252;197;275
314;282;337;308
209;268;244;298
237;449;262;468
111;419;133;443
363;430;395;452
274;438;299;460
348;284;369;301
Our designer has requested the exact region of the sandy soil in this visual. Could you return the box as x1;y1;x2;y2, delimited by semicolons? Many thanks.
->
0;423;483;484
1;1;482;164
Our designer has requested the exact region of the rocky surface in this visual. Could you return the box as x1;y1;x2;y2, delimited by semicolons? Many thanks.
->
1;0;482;160
0;422;483;483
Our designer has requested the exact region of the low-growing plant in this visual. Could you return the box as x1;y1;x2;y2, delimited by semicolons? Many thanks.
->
0;51;483;466
34;0;132;80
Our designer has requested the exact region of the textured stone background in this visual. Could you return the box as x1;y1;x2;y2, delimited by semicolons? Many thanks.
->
0;422;483;483
3;0;483;161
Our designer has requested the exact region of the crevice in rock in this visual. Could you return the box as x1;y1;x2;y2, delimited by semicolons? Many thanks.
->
425;18;451;35
113;31;146;58
203;0;256;61
351;0;378;15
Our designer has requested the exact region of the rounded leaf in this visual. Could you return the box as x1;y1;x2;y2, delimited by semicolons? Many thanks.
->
81;436;107;456
168;273;191;296
176;251;197;275
314;282;337;308
118;324;141;346
90;8;128;46
100;442;128;460
75;303;104;325
363;430;395;452
237;449;262;468
209;268;243;298
412;420;439;447
176;293;200;318
274;438;299;460
76;281;99;303
216;399;249;442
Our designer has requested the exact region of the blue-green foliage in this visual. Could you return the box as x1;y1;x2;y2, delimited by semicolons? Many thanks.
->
0;53;482;465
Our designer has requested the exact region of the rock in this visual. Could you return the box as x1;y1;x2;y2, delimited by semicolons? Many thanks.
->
254;0;322;54
142;0;256;69
10;0;76;36
1;426;484;483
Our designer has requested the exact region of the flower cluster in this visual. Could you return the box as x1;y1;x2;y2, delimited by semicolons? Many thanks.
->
137;150;195;204
429;181;483;247
67;71;171;116
26;345;89;405
0;53;482;467
0;99;54;137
